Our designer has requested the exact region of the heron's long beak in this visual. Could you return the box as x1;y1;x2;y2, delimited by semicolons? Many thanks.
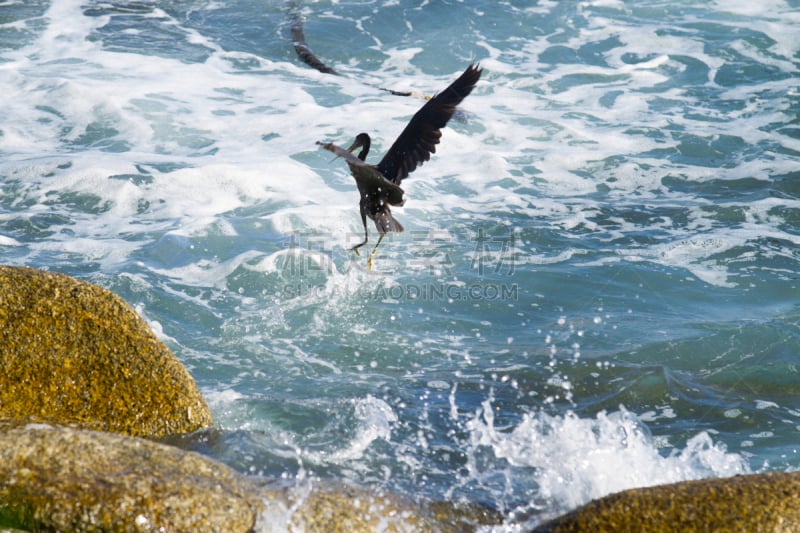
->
346;139;361;153
317;141;343;163
334;138;363;163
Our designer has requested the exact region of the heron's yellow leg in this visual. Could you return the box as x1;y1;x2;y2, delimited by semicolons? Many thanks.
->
366;234;385;271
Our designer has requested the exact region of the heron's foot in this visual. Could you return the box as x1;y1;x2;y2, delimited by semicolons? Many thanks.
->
351;240;367;256
367;255;374;271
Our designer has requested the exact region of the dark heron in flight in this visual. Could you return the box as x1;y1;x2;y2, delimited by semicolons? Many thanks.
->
317;63;482;268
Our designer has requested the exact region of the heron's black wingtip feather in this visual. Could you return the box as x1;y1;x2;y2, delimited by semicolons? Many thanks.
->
377;64;483;184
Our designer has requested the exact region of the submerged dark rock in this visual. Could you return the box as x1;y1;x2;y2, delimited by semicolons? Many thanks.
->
534;472;800;532
0;265;213;438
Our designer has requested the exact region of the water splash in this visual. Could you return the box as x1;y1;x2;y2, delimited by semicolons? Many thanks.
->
461;402;749;526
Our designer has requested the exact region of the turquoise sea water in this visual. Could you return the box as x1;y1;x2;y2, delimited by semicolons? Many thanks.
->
1;0;799;529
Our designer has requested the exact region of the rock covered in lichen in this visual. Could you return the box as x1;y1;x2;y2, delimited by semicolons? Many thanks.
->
0;422;263;531
534;472;800;532
0;423;488;532
0;265;212;438
284;483;501;532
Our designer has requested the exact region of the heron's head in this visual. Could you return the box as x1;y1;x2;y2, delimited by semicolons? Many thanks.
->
347;133;371;160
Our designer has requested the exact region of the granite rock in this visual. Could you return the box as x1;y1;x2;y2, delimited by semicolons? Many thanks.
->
0;422;488;532
534;472;800;532
0;265;213;438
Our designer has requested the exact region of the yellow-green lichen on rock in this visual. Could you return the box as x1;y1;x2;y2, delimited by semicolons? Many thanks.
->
0;422;487;532
278;483;433;532
534;471;800;532
0;265;212;438
0;422;264;531
282;482;502;532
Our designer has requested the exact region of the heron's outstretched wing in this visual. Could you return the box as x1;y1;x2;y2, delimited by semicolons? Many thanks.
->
376;63;482;185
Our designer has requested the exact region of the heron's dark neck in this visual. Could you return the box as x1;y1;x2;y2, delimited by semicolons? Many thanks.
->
357;134;371;161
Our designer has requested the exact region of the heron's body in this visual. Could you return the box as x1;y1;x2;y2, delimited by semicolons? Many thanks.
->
317;63;482;262
317;135;406;235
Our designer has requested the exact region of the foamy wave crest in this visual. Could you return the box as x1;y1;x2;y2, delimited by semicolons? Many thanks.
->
464;401;749;526
323;395;398;463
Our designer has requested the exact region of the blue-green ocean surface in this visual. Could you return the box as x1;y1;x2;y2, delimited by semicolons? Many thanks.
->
1;0;799;529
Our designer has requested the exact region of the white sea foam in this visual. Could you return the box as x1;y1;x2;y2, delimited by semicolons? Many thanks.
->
3;0;797;288
463;402;749;526
0;235;21;246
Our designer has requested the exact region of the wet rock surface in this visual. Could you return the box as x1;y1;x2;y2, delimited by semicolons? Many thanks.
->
534;472;800;532
0;265;213;437
0;422;261;531
0;422;490;532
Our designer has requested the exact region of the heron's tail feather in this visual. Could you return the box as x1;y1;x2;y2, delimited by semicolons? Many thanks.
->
374;211;404;234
